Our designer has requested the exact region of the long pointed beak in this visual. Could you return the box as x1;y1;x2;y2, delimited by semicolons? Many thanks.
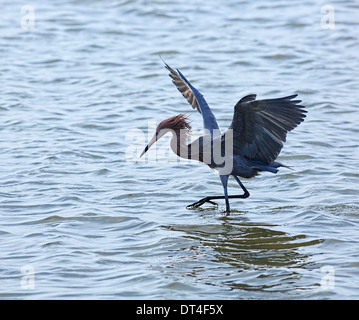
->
140;135;156;158
140;145;149;158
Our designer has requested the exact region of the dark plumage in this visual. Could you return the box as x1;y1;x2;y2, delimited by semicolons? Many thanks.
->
140;61;307;214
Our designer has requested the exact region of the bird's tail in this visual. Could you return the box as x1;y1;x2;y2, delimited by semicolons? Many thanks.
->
270;161;294;170
252;161;293;174
272;161;293;170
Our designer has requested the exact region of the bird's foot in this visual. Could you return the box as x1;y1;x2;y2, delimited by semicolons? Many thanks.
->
186;197;218;209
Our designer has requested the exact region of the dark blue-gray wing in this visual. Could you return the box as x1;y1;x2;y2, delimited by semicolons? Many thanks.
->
226;94;307;163
164;62;200;112
163;61;220;134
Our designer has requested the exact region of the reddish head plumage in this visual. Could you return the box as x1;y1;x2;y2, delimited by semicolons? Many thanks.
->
140;114;191;158
157;114;191;132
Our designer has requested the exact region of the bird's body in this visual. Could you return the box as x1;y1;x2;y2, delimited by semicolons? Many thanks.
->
140;61;307;214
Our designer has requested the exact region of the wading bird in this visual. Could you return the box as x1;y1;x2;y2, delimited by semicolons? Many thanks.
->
140;61;307;214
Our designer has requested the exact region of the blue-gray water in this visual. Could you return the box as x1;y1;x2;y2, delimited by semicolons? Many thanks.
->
1;0;359;299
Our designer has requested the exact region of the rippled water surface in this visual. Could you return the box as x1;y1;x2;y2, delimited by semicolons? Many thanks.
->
1;0;359;299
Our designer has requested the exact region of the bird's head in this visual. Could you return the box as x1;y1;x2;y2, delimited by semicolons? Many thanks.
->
140;114;191;157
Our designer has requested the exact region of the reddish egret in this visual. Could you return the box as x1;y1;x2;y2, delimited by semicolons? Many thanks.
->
140;61;307;214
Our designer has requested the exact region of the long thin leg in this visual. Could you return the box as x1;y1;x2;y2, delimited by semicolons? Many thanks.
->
186;175;250;212
233;175;250;198
220;175;230;214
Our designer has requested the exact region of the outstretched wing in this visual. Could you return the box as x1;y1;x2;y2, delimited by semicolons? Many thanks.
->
163;60;220;136
226;94;307;163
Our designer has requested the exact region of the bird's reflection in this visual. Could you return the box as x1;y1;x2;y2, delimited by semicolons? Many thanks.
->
165;214;321;294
